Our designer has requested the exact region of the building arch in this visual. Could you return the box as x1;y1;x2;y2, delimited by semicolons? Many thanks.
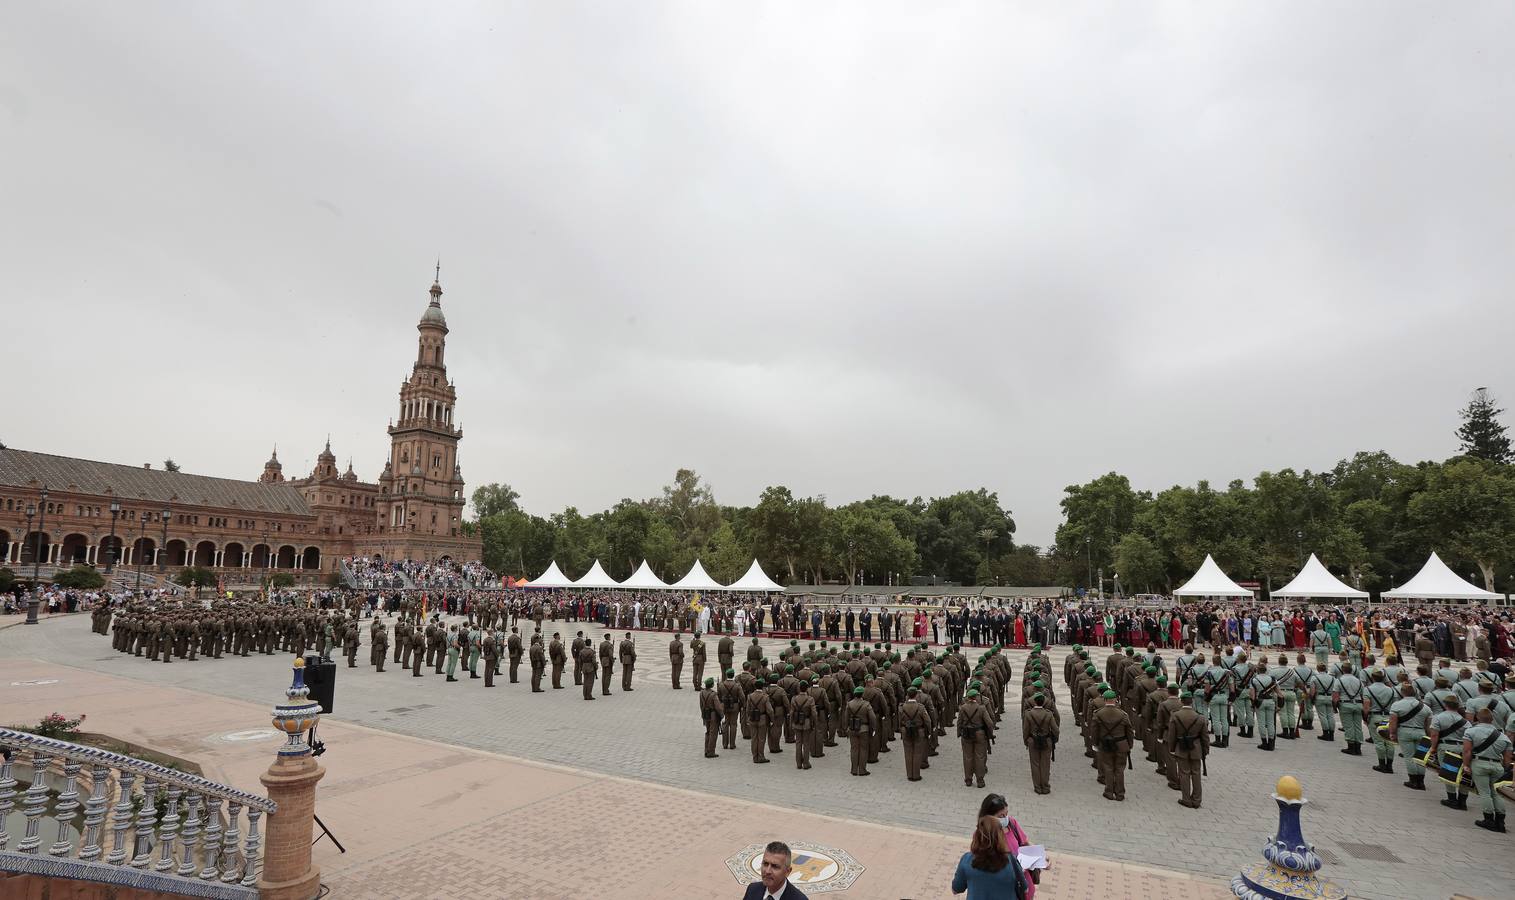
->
60;533;90;565
223;541;246;568
165;539;189;567
301;546;321;570
0;528;11;564
250;543;272;569
98;534;124;569
130;537;156;566
276;545;297;569
19;532;51;565
193;540;217;568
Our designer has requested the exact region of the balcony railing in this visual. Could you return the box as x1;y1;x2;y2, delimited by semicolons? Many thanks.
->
0;728;276;899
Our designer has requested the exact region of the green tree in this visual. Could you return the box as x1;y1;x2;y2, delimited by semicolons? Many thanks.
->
269;573;296;589
0;567;14;593
601;500;654;579
749;486;802;580
479;509;555;577
658;468;723;551
1406;458;1515;590
52;565;105;589
920;489;1016;583
470;483;522;518
1113;533;1164;593
1055;473;1147;587
705;523;752;584
163;459;181;473
828;507;915;585
174;566;217;596
1456;387;1512;464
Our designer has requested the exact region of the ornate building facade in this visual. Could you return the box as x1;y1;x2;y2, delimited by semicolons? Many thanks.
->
0;275;482;582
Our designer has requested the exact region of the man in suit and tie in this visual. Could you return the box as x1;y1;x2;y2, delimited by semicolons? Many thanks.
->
742;841;809;900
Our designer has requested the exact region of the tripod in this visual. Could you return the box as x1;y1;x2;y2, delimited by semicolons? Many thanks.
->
312;814;346;853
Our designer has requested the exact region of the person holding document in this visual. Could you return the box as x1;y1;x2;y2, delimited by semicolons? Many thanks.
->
952;816;1031;899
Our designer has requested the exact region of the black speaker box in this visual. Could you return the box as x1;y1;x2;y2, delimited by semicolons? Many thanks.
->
302;653;336;714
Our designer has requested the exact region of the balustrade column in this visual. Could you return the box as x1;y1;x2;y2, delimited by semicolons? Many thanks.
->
130;775;159;867
0;750;16;849
240;808;264;887
50;760;81;856
219;800;243;883
78;762;110;861
105;770;136;864
177;792;203;877
199;796;224;879
17;751;51;853
155;784;182;871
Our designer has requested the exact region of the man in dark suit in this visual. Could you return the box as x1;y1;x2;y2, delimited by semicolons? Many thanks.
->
743;841;809;900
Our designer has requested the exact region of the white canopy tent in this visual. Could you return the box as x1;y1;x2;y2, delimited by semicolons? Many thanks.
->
1381;552;1500;601
724;559;785;593
572;559;622;589
1271;554;1368;599
671;559;724;591
1173;554;1255;598
526;560;576;588
620;560;672;590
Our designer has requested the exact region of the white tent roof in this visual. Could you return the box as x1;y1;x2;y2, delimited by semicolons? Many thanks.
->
573;560;621;589
620;560;671;590
725;559;785;593
1271;554;1368;598
1173;554;1255;597
526;560;575;588
672;559;724;591
1381;552;1500;601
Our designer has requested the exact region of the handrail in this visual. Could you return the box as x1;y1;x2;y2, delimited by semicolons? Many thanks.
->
0;729;275;815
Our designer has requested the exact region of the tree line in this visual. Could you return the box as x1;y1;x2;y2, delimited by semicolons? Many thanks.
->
469;471;1029;587
1054;388;1515;594
471;389;1512;593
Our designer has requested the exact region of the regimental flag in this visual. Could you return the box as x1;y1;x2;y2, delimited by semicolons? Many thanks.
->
422;592;429;618
690;593;703;612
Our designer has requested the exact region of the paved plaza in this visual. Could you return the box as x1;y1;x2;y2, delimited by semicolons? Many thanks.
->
1;612;1503;899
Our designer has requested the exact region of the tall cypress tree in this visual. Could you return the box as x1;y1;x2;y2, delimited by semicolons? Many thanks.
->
1456;387;1512;464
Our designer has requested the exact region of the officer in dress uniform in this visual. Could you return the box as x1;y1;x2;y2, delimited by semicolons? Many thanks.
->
619;633;637;691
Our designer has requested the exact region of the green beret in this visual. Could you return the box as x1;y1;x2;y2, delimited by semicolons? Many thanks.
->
881;662;891;670
808;642;816;649
970;680;982;689
842;642;850;649
907;686;918;695
1079;651;1089;659
760;657;768;664
884;642;892;649
967;689;980;698
1033;693;1045;702
1156;675;1167;685
1114;644;1122;650
1102;690;1117;699
725;669;735;677
1098;682;1109;691
1144;666;1156;674
1073;644;1083;650
853;686;865;695
1181;690;1194;699
874;642;881;648
704;677;715;687
785;664;795;673
791;640;798;646
1085;666;1097;675
1032;680;1044;688
820;641;827;647
911;677;924;687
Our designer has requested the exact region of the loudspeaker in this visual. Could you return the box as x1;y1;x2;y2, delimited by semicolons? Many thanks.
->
302;653;336;714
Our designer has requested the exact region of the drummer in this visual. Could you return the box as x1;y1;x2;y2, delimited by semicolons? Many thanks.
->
1424;695;1470;811
1388;683;1432;792
1460;707;1513;833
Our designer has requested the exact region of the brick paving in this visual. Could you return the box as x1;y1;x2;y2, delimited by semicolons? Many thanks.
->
1;613;1502;898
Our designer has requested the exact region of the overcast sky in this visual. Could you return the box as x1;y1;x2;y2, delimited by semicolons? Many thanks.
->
3;3;1513;547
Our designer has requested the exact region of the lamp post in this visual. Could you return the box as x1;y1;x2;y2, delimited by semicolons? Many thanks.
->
262;531;270;592
25;486;48;625
106;500;121;573
1085;535;1092;596
158;506;171;572
135;511;149;597
1295;530;1304;567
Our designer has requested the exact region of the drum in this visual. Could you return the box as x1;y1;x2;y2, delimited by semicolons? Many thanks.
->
1436;747;1515;795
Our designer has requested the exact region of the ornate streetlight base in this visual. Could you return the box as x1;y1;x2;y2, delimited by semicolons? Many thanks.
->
1232;776;1346;900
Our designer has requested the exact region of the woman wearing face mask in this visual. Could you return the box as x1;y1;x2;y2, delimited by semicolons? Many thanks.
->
975;794;1040;896
952;815;1030;899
